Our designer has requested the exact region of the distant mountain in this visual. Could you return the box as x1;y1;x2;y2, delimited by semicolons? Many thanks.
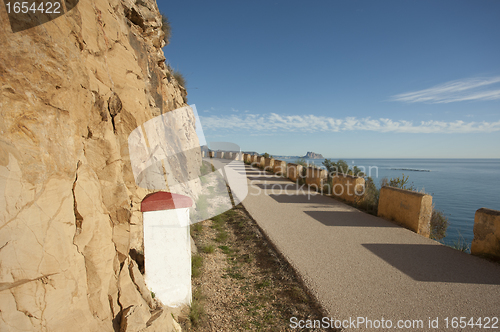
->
303;151;324;159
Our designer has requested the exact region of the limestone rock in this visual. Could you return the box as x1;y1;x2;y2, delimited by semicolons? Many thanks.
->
303;151;324;159
118;259;151;331
108;92;123;117
140;308;183;332
120;305;150;332
129;260;155;308
0;0;201;329
73;162;117;321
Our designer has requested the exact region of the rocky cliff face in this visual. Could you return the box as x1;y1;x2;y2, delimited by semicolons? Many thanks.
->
0;0;200;330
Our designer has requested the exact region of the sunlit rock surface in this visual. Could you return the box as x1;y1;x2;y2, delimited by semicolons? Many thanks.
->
0;0;200;330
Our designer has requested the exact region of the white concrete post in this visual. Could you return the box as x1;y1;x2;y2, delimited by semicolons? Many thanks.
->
141;192;193;307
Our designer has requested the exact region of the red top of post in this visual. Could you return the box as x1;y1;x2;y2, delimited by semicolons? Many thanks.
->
141;192;193;212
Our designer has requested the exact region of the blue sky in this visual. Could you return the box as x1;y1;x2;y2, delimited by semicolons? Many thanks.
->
158;0;500;158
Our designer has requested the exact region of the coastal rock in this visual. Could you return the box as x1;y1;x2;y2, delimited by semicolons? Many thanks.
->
303;151;324;159
0;0;200;330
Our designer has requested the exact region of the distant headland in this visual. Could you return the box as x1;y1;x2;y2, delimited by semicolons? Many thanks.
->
303;152;324;159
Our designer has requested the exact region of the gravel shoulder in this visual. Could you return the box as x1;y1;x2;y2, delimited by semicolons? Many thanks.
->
182;203;338;332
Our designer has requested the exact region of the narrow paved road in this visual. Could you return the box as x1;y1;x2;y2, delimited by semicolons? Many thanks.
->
217;160;500;331
210;158;500;330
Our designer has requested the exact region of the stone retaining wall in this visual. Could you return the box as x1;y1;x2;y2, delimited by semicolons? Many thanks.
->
378;186;432;237
264;158;274;172
330;175;365;203
273;160;287;175
471;208;500;260
256;156;265;168
305;167;328;188
287;163;304;182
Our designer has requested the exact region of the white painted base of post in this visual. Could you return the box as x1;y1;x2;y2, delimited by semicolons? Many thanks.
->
141;193;193;307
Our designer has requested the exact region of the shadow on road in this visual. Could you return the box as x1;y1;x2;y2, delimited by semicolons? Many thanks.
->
248;176;292;182
304;211;398;228
362;243;500;285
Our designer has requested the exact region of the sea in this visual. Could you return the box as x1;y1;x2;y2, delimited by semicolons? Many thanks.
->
281;158;500;248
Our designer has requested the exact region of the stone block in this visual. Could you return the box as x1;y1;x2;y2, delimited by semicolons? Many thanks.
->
273;160;287;175
287;163;303;182
330;175;365;203
378;186;432;237
256;156;265;169
305;167;327;189
471;208;500;260
264;158;274;172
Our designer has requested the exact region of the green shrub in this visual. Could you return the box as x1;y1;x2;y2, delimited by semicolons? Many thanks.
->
262;152;272;158
160;13;171;45
430;209;449;240
381;173;415;191
255;280;271;289
295;157;308;167
450;231;470;252
218;245;232;255
215;230;228;243
202;244;215;254
357;176;379;215
173;70;186;87
189;288;205;326
192;254;203;278
190;222;203;238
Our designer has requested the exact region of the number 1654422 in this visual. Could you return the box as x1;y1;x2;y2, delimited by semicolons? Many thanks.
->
5;2;62;14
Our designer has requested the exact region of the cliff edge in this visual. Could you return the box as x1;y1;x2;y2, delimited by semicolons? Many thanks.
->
0;1;200;330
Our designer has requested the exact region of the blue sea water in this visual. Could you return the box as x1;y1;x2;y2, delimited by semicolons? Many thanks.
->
282;158;500;247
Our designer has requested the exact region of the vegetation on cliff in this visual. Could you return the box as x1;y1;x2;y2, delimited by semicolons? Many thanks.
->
173;69;187;88
160;12;171;44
